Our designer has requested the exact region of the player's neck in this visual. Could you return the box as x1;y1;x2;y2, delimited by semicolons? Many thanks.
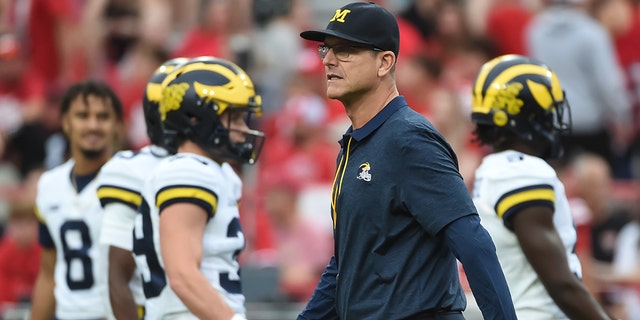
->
71;152;111;175
178;141;223;164
72;160;105;176
179;141;207;156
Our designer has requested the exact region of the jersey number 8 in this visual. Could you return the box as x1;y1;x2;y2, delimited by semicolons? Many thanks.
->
60;220;94;290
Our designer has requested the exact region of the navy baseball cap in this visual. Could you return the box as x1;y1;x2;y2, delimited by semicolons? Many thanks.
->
300;2;400;57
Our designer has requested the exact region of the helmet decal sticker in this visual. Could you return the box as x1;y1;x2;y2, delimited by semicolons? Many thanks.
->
161;82;189;120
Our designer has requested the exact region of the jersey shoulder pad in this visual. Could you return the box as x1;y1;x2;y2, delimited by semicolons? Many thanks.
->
36;160;74;222
152;154;224;192
100;151;136;176
483;151;556;181
37;160;73;191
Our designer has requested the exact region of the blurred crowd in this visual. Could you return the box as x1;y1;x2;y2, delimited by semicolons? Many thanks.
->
0;0;639;318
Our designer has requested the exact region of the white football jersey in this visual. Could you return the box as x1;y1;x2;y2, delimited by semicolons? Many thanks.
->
35;159;111;319
472;150;581;320
96;145;169;307
133;153;246;319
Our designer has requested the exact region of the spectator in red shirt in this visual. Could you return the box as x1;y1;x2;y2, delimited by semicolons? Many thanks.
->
247;77;339;261
0;33;48;178
27;0;84;89
172;0;232;59
258;84;338;188
262;179;333;302
0;204;42;309
485;0;533;55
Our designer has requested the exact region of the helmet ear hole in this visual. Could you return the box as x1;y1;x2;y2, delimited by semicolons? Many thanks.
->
493;111;508;127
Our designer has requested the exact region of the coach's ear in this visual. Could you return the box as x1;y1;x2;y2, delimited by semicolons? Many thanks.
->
377;51;396;78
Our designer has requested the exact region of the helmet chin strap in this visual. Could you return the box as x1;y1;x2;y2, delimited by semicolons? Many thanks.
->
161;129;180;154
202;127;264;165
530;121;563;159
222;128;265;165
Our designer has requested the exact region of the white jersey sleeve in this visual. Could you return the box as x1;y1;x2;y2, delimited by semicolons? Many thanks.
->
97;147;168;250
474;151;557;228
35;160;112;320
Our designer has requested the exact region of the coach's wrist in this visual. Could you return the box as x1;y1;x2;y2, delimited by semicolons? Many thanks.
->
230;314;246;320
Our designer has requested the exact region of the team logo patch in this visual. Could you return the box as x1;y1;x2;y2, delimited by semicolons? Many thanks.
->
357;162;371;182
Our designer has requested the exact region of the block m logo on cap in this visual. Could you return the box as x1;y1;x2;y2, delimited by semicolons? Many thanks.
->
330;9;351;23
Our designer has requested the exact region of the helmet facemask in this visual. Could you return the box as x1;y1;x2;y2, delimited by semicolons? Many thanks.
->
537;97;571;159
202;102;265;165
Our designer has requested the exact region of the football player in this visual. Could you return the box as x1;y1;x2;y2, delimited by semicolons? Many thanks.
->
30;81;123;320
95;57;188;320
471;54;614;319
133;57;264;319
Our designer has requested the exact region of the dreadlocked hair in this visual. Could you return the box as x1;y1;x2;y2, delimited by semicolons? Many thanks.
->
472;124;520;151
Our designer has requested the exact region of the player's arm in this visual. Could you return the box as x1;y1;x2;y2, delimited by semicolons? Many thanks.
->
30;246;56;320
160;202;239;320
108;246;138;320
297;256;339;320
442;214;517;320
99;201;139;320
30;212;57;320
512;206;614;320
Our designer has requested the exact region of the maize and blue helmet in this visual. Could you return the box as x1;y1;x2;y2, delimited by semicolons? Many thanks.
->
471;54;571;159
159;56;265;164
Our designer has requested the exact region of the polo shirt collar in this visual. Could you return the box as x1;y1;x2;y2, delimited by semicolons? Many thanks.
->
343;96;408;143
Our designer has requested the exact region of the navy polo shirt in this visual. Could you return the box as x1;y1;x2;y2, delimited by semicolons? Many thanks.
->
331;96;477;318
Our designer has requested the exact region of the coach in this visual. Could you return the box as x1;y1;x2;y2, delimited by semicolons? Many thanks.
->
296;2;517;320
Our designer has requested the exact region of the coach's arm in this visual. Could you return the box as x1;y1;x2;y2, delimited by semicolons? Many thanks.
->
443;214;517;320
297;256;339;320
